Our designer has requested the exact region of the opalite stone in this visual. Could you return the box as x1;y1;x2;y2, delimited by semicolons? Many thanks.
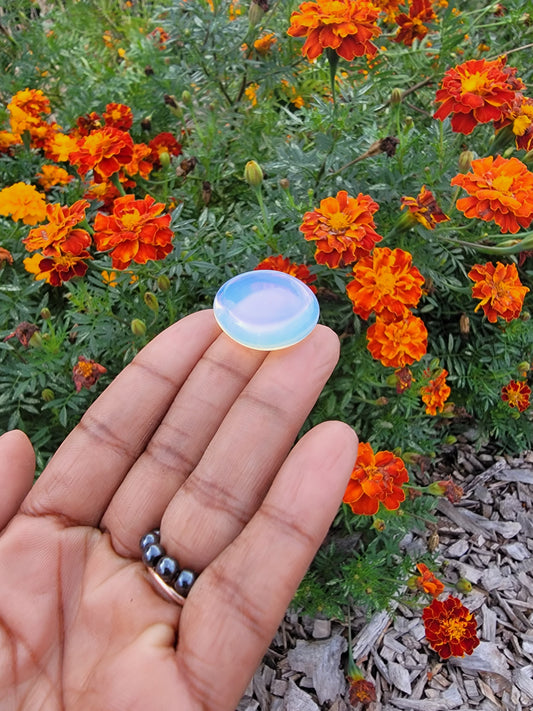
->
213;270;320;350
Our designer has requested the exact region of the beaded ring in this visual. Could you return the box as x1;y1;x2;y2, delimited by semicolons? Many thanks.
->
140;529;197;606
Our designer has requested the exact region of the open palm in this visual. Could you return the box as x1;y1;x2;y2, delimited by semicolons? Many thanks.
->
0;309;357;711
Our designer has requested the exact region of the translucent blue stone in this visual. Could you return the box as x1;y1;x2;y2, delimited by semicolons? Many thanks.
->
213;270;320;350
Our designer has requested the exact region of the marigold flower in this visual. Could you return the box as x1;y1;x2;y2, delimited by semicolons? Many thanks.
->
125;143;154;179
348;678;376;706
93;194;174;269
0;182;47;225
373;0;402;23
346;247;424;320
422;595;480;658
0;247;14;266
148;26;170;49
501;380;531;412
300;190;382;268
400;185;449;230
7;88;51;139
366;313;427;368
451;155;533;234
287;0;381;61
434;57;521;135
343;442;409;515
254;33;277;55
37;165;74;191
43;131;79;162
393;0;436;47
0;130;21;153
254;255;317;293
102;102;134;131
468;261;529;323
72;356;107;392
70;126;134;181
420;368;451;415
23;251;91;286
428;478;463;503
148;132;182;169
101;270;118;287
23;199;91;257
416;563;445;598
394;366;414;393
72;111;104;138
496;94;533;152
3;321;39;347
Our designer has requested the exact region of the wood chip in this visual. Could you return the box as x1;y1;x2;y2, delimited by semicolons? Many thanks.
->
282;680;319;711
286;635;346;705
387;661;412;694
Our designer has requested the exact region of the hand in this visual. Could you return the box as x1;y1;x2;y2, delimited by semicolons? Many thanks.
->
0;309;357;711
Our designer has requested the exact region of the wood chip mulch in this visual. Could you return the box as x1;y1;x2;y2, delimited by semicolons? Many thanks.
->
237;444;533;711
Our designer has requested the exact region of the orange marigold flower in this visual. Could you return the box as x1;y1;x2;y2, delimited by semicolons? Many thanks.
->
451;155;533;234
148;26;170;50
125;142;154;179
366;313;428;368
7;88;51;121
0;130;21;153
400;185;449;230
346;247;424;320
23;200;91;256
72;355;107;392
70;127;134;181
393;0;436;47
300;190;382;268
373;0;403;23
37;164;74;191
103;102;134;131
433;57;521;135
254;255;317;293
416;563;445;598
501;380;531;412
420;368;451;415
43;131;79;162
422;595;480;658
254;32;277;55
0;182;47;225
468;261;529;323
93;194;174;269
343;442;409;515
148;132;182;169
23;251;91;286
287;0;381;61
0;247;14;266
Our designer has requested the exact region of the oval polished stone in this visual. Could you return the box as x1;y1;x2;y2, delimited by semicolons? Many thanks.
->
213;270;320;350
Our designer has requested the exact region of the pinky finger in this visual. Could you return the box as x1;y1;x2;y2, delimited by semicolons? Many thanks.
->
0;430;35;530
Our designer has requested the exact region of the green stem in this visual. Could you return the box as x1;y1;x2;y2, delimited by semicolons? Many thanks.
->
325;48;339;108
111;173;126;197
439;231;533;255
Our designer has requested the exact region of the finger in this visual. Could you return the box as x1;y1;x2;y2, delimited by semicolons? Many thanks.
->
176;420;358;710
103;334;267;556
0;430;35;530
162;324;341;572
22;310;221;527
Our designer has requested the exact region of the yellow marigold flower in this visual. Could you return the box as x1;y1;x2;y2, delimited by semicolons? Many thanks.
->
0;182;47;225
0;130;21;153
37;165;74;191
43;132;79;162
346;247;424;320
468;261;529;323
420;368;451;415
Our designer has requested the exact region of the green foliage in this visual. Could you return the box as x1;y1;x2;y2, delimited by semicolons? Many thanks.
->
1;0;532;616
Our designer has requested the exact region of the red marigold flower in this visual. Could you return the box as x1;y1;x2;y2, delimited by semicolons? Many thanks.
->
148;26;170;49
72;111;104;138
300;190;382;268
346;247;424;320
400;185;449;230
343;442;409;515
394;366;414;393
70;127;134;181
23;251;91;286
393;0;436;47
254;255;317;293
287;0;381;61
0;247;14;266
416;563;445;598
434;57;521;135
496;94;533;152
420;368;451;416
0;182;47;225
349;678;376;706
93;194;174;269
103;102;134;131
366;313;428;368
501;380;531;412
422;595;480;659
3;321;39;347
451;155;533;234
23;200;91;257
148;132;182;169
468;261;529;323
428;478;464;503
72;356;107;392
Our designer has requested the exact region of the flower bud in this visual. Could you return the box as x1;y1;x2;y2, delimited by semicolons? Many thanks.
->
456;577;472;593
40;307;51;320
372;518;386;532
131;318;147;336
143;291;159;312
459;313;470;335
41;388;55;402
159;151;171;169
248;0;265;27
390;87;402;105
181;89;192;105
157;275;171;291
244;160;263;187
279;178;290;190
458;150;474;173
444;435;457;445
29;331;43;348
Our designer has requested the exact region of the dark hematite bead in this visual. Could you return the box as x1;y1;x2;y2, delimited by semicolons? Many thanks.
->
174;569;196;597
155;555;180;584
142;543;165;568
140;529;160;551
